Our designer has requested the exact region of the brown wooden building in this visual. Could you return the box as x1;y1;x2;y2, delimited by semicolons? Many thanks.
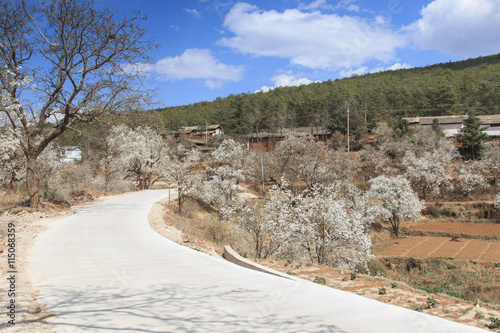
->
246;127;332;150
175;124;223;142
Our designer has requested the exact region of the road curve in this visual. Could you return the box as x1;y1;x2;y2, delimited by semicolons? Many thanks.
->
28;190;487;332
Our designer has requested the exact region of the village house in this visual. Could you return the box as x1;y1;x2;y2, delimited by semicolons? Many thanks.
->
403;114;500;138
175;125;222;142
58;146;82;163
246;126;332;150
174;125;223;154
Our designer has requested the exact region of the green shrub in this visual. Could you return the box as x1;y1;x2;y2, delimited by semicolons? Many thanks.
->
426;297;438;309
314;276;326;285
391;282;399;288
379;287;387;295
488;317;500;329
474;312;485;319
413;305;424;312
350;272;357;280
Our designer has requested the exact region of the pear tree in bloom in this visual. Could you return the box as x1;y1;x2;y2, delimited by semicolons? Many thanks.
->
166;147;200;213
189;176;245;213
481;142;500;184
402;149;455;199
210;139;247;197
244;149;273;197
368;175;423;237
1;126;61;196
212;139;246;172
221;187;294;259
183;139;247;213
289;183;373;268
495;192;500;210
0;128;25;189
270;133;337;191
456;161;489;197
107;125;170;190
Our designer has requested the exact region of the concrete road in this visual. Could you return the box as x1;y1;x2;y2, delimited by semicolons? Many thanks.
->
28;190;487;332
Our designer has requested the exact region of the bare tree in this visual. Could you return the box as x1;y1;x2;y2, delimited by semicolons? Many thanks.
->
0;0;155;207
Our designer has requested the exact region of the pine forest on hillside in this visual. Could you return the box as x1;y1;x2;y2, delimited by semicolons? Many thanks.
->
158;53;500;139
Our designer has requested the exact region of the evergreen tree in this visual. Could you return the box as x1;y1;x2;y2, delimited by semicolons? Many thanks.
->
456;114;488;160
432;118;445;139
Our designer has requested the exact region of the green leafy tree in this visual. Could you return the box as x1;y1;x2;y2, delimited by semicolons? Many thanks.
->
456;114;488;160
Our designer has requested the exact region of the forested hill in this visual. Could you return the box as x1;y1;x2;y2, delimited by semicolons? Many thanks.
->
157;53;500;137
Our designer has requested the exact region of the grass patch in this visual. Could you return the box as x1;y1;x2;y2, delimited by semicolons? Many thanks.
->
383;258;500;303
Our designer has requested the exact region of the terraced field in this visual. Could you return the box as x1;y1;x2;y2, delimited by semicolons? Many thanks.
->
375;236;500;261
405;222;500;239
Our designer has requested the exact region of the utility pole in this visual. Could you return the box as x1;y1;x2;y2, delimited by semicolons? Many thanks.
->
261;155;266;198
347;107;350;153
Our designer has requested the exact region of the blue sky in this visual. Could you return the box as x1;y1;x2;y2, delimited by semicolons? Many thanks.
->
104;0;500;107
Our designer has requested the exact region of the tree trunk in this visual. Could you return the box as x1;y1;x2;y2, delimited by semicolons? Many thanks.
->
390;215;400;237
26;154;40;209
178;192;182;214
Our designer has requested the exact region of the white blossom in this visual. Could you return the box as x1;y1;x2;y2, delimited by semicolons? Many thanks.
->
456;161;489;196
368;175;423;237
481;142;500;183
0;128;25;187
107;125;171;189
289;183;372;269
222;190;294;259
402;149;454;199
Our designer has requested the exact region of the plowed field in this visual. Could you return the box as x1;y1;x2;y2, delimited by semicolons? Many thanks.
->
375;236;500;262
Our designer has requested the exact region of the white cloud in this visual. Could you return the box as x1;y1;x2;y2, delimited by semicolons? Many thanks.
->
145;49;244;89
258;74;318;92
298;0;334;11
386;62;412;71
370;62;412;73
340;62;412;77
218;3;406;71
184;8;202;18
339;66;368;77
299;0;359;12
407;0;500;57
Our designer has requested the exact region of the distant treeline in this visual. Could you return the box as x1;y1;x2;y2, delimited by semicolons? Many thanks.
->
157;53;500;139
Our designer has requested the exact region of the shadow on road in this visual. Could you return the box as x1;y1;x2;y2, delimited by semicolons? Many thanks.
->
32;282;344;332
